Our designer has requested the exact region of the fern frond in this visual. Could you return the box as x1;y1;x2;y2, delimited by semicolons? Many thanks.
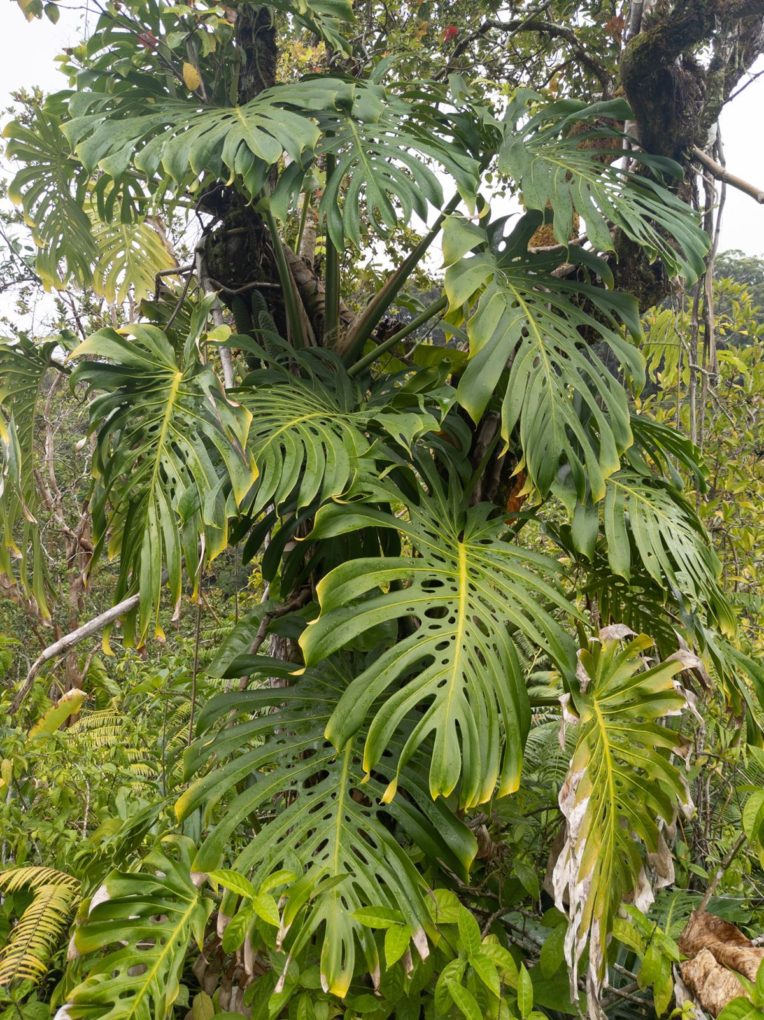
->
0;882;77;986
0;866;80;894
524;720;572;788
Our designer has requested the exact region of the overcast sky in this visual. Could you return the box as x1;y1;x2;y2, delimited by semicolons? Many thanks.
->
1;4;763;257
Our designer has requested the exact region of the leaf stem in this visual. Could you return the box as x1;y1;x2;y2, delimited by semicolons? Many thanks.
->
347;294;448;377
264;205;305;349
324;154;340;347
341;193;461;364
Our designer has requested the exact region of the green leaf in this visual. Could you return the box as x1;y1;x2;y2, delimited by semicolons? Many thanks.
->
743;791;764;862
318;83;479;248
240;360;375;512
90;214;176;304
435;959;466;1013
353;906;406;929
190;992;215;1020
0;873;79;986
480;941;519;985
303;467;576;808
252;892;280;927
221;909;252;954
71;322;256;645
442;215;487;268
498;93;708;281
179;666;468;1000
0;336;60;620
718;1000;764;1020
234;347;441;519
447;979;483;1020
604;471;735;634
539;923;566;978
61;78;478;249
5;103;97;290
448;235;644;500
384;924;413;968
639;943;673;1015
270;0;354;52
517;964;534;1018
430;888;462;925
457;907;482;959
62;839;213;1019
471;952;501;997
28;690;87;739
206;869;257;900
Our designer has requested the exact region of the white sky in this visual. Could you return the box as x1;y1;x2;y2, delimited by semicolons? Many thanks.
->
1;4;763;257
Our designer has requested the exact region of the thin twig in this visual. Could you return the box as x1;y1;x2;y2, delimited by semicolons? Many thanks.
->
205;277;281;294
166;271;196;330
238;590;311;690
697;831;748;913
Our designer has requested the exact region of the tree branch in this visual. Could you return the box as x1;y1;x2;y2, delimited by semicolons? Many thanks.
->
10;593;140;713
442;15;610;91
691;146;764;204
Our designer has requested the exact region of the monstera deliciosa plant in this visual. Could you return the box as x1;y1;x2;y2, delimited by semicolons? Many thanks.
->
1;0;763;1017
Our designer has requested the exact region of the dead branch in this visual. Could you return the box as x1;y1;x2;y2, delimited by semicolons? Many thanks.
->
692;146;764;204
10;593;140;713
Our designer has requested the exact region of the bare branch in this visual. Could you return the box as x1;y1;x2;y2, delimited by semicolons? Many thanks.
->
10;593;140;713
692;146;764;204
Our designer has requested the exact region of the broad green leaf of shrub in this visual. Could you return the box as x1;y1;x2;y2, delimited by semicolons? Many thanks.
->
444;220;644;501
72;323;256;644
301;467;577;808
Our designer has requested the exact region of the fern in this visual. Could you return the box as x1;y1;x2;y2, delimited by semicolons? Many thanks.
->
0;869;80;987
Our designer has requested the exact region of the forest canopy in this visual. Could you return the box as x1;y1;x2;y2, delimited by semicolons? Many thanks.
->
0;1;763;1019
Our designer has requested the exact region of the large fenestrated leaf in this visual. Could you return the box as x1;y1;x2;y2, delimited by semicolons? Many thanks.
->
5;103;97;290
178;661;474;998
237;349;442;517
497;93;708;281
314;82;479;247
62;76;478;248
6;104;176;301
0;336;61;619
552;631;693;1006
604;471;735;635
90;215;176;305
59;839;212;1020
444;218;644;500
71;323;256;645
62;85;322;195
300;466;577;809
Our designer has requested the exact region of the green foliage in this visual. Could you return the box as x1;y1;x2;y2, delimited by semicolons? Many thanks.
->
178;661;473;998
65;839;212;1020
236;345;441;517
304;464;575;807
72;319;255;644
497;92;708;280
0;336;61;619
89;215;176;305
4;104;96;290
604;471;735;633
443;217;644;500
0;3;762;1019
